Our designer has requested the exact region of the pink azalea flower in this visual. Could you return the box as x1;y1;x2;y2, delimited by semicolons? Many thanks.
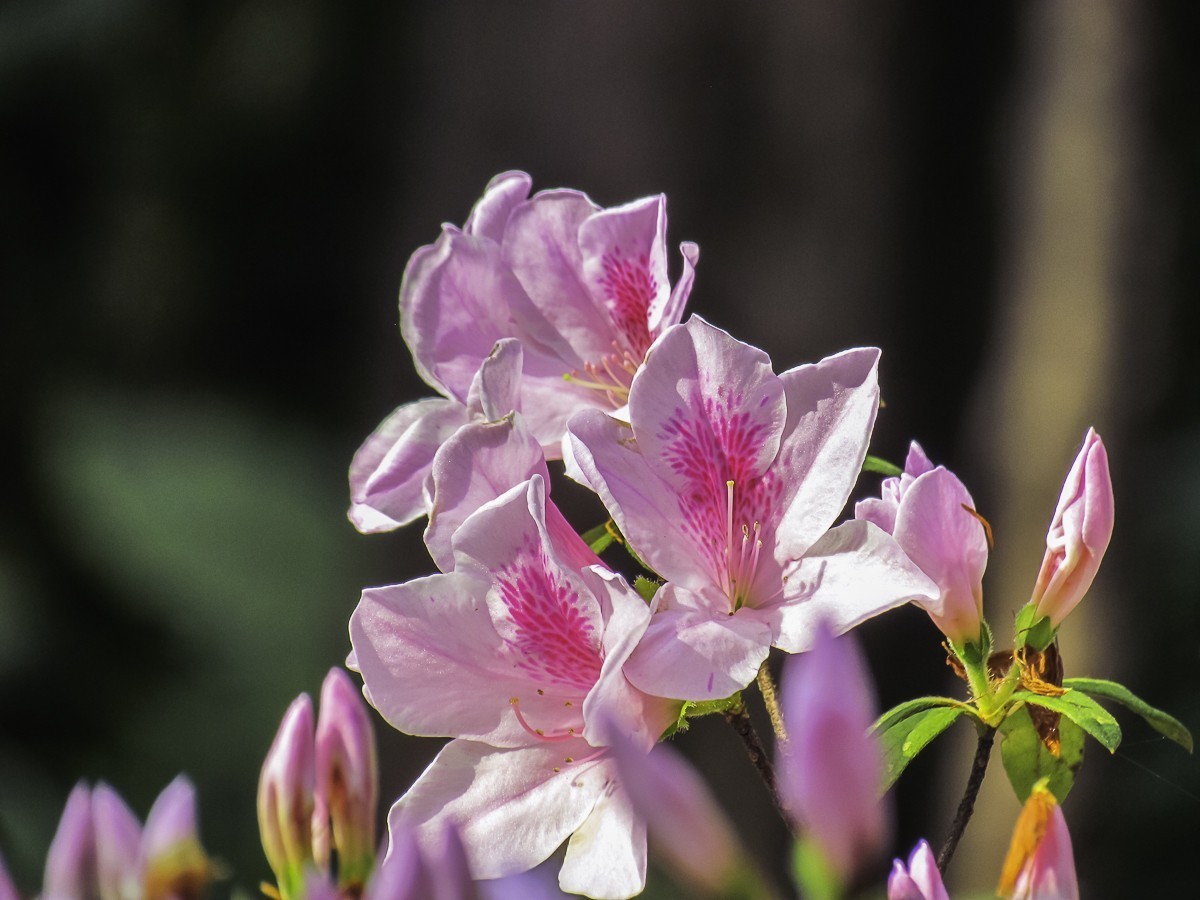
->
349;336;524;533
778;623;889;883
422;406;589;576
1029;428;1114;628
855;441;989;644
349;172;699;534
888;840;949;900
567;317;938;699
351;476;675;898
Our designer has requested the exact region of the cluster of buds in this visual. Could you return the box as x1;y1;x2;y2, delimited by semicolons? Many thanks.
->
257;668;378;900
0;776;209;900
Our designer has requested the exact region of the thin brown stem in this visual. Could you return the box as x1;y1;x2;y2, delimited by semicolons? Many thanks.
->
937;725;997;874
756;661;788;746
724;704;791;830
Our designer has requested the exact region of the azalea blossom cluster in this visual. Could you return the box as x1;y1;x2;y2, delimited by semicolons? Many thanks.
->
5;172;1189;900
331;172;1176;899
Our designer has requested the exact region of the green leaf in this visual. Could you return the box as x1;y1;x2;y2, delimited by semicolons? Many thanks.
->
1013;602;1056;651
1062;677;1194;753
879;706;966;791
1013;689;1122;753
661;693;743;739
862;454;903;477
999;706;1085;802
633;575;661;603
872;696;973;736
581;521;616;554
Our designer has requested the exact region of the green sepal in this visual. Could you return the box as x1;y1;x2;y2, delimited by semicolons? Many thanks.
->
879;705;968;792
999;705;1085;802
1014;602;1056;651
792;837;842;900
660;693;743;739
581;521;616;554
872;696;973;736
1062;677;1194;753
1012;689;1122;753
634;575;661;603
862;454;903;477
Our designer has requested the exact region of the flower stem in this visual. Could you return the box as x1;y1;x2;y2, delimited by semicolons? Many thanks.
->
937;725;997;874
723;704;791;830
756;661;788;746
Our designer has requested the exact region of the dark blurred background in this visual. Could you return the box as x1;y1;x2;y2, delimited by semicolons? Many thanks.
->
2;1;1197;896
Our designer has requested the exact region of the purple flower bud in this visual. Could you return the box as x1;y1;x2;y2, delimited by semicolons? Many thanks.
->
779;623;889;882
43;782;95;900
1030;428;1114;628
258;693;316;897
605;725;740;893
91;782;142;900
315;668;378;890
887;840;948;900
0;850;21;900
141;776;211;899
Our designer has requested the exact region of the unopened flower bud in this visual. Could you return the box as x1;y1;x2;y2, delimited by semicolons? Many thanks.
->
1030;428;1114;629
998;782;1079;900
43;782;95;900
258;694;316;899
605;719;741;894
1;851;20;900
779;623;889;884
91;782;142;900
887;839;948;900
142;776;211;900
315;668;378;891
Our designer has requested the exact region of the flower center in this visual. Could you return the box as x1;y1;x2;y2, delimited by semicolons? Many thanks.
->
563;340;640;406
724;479;764;612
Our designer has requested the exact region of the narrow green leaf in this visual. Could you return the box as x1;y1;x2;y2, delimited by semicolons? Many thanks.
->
862;454;903;477
1014;689;1122;753
1063;677;1194;753
999;706;1085;802
872;696;973;736
580;521;616;554
879;706;966;791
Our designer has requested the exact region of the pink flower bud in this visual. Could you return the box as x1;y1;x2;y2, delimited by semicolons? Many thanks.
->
91;782;142;900
999;784;1079;900
258;694;316;897
314;668;378;889
887;840;948;900
779;623;889;883
1;851;21;900
43;782;95;900
141;776;211;899
605;720;741;893
1030;429;1114;628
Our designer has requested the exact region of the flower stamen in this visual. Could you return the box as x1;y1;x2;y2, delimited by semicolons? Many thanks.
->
510;697;576;743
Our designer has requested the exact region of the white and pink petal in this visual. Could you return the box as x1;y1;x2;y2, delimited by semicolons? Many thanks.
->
389;740;609;882
772;521;939;654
